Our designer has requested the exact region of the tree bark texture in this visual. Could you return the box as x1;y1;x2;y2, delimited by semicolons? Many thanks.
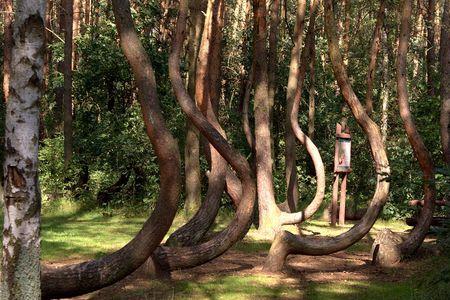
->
308;32;316;141
2;0;13;103
184;0;204;217
440;0;450;165
252;0;323;235
381;29;390;144
72;0;81;68
281;0;324;226
396;0;435;256
154;0;255;271
365;0;386;116
342;0;350;67
1;0;46;298
63;0;74;168
425;0;437;96
166;0;227;247
285;0;306;214
40;0;182;297
252;0;279;236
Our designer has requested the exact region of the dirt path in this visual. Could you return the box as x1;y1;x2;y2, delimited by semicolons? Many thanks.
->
65;236;435;300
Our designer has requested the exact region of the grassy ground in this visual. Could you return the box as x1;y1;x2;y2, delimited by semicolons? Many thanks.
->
2;202;449;299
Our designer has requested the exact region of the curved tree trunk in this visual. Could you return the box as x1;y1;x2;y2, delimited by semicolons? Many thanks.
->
263;0;391;272
281;0;324;226
40;0;182;297
149;0;255;271
440;0;450;165
254;0;324;235
396;0;435;256
284;0;306;214
166;0;227;247
0;1;45;297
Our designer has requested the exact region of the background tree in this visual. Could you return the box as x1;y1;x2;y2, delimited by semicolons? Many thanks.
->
440;0;450;166
63;0;74;167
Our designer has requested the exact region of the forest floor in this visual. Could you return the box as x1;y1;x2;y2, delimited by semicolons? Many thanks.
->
33;203;450;300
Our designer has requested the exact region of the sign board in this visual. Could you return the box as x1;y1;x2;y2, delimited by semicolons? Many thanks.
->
334;123;351;173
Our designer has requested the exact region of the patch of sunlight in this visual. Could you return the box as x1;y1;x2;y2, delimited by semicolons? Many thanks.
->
41;209;145;261
306;280;417;300
173;275;303;300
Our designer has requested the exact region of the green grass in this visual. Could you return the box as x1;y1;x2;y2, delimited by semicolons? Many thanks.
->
41;210;146;261
1;204;449;299
305;280;417;300
1;204;431;263
40;201;200;261
174;275;303;299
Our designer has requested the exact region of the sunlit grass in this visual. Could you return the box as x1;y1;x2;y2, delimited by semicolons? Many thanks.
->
306;280;417;300
38;204;415;262
41;202;199;261
174;275;303;300
1;203;449;299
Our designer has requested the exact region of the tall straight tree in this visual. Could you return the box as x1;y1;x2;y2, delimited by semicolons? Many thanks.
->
365;0;386;116
0;0;46;298
252;0;278;235
425;0;437;96
63;0;74;167
440;0;450;166
184;0;204;216
73;0;81;67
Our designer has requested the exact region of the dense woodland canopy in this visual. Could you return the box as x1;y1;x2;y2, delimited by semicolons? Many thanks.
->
0;0;449;298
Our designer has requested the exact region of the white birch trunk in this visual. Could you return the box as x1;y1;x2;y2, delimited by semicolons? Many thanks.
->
1;0;45;298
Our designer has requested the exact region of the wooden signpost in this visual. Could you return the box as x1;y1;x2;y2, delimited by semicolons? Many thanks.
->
331;122;351;226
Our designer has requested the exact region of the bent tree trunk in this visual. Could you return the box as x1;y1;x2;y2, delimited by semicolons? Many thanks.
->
263;0;390;272
1;1;45;298
147;0;255;271
282;0;325;226
40;0;182;298
285;0;306;213
166;0;227;247
395;0;435;256
253;0;324;236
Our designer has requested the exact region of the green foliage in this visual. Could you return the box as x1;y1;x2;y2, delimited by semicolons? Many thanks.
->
28;0;445;220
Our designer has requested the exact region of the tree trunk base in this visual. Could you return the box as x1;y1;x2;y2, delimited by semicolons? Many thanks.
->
371;228;403;267
262;231;291;272
139;256;172;280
